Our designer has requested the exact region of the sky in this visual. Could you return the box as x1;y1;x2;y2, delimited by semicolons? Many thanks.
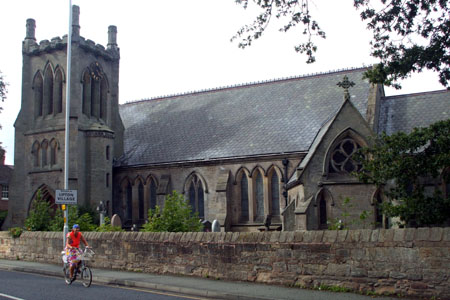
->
0;0;444;165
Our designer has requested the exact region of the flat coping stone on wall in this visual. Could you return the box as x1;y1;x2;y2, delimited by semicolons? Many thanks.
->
285;231;295;243
279;231;289;243
293;231;304;242
302;231;322;243
378;229;394;243
370;229;379;242
337;230;348;243
429;228;443;242
231;232;240;242
322;230;337;243
224;232;234;243
359;229;372;242
346;230;361;243
269;232;281;243
416;228;430;241
443;228;450;241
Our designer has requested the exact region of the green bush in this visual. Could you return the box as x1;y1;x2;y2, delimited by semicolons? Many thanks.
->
9;227;23;238
25;189;97;232
141;191;203;232
327;197;373;230
24;190;53;231
48;205;96;232
0;210;7;228
95;216;124;232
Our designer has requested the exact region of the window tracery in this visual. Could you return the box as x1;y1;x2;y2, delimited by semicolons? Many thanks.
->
255;171;264;220
187;174;205;219
240;173;249;221
33;72;43;118
82;62;108;121
329;138;364;174
43;66;54;115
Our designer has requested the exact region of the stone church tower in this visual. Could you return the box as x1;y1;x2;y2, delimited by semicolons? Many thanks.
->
6;6;124;227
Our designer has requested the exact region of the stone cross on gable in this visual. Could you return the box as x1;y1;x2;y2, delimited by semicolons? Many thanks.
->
337;75;355;101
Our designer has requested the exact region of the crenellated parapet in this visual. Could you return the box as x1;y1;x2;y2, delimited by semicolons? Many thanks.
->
22;6;119;61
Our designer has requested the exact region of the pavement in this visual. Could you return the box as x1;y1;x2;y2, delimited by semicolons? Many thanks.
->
0;259;399;300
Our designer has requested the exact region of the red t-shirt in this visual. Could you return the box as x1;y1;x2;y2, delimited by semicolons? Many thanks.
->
67;231;82;248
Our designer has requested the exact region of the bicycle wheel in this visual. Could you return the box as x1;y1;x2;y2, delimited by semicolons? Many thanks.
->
81;266;92;287
63;265;72;285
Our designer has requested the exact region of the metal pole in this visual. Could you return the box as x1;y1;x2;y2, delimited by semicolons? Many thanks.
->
63;0;73;247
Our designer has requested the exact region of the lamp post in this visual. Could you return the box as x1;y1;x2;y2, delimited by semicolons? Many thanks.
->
63;0;73;247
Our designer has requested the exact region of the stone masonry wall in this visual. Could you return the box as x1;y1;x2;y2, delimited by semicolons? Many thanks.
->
0;228;449;299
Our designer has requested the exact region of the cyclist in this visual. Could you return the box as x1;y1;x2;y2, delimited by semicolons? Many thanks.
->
65;224;90;281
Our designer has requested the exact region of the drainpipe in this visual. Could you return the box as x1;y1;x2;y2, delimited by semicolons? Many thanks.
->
282;158;289;207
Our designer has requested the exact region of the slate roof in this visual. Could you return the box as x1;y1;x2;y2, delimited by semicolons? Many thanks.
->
118;68;372;167
378;90;450;135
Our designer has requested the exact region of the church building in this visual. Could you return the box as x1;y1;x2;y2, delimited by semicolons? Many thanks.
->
5;6;450;231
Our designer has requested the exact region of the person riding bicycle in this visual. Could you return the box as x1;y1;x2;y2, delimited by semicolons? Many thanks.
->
65;224;90;281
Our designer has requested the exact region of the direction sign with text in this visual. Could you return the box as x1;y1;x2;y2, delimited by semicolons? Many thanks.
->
55;190;77;205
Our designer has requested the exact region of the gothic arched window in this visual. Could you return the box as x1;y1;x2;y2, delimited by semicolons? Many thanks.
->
32;141;40;167
54;68;63;114
82;70;91;116
43;66;54;115
329;137;364;174
100;78;108;121
318;194;327;229
270;172;280;216
33;72;43;118
126;182;132;221
255;171;264;220
50;139;58;166
106;145;110;160
149;178;157;211
41;140;48;167
240;174;249;221
187;174;205;219
374;191;384;228
138;182;144;220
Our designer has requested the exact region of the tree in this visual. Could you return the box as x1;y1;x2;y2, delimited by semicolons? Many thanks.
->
25;190;53;231
356;119;450;227
233;0;450;88
141;191;203;232
0;70;8;149
0;71;6;109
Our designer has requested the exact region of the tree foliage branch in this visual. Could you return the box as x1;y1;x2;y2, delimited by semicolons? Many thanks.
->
233;0;449;87
232;0;326;63
355;119;450;227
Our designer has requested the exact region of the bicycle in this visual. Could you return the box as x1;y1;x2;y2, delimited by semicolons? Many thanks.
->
62;247;95;287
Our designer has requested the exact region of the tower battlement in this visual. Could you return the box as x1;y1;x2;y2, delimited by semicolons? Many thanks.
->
23;6;119;61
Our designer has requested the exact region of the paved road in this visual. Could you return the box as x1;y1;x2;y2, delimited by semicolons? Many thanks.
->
0;270;202;300
0;259;401;300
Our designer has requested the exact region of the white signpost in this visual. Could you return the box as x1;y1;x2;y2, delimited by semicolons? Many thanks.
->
55;190;78;205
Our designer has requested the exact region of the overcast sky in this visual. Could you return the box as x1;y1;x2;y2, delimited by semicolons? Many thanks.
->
0;0;444;165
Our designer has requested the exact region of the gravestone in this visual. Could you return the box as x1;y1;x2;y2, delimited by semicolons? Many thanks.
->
111;214;122;227
212;219;220;232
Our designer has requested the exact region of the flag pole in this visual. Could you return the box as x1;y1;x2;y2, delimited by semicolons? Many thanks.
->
63;0;73;247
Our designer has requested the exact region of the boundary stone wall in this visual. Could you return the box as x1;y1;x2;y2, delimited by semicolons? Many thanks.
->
1;228;449;299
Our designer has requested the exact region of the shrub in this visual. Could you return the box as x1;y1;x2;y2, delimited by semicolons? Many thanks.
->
141;191;203;232
0;210;7;228
49;205;97;232
9;227;23;238
95;216;124;232
24;190;53;231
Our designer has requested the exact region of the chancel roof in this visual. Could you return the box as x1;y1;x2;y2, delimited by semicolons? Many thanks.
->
118;68;372;166
379;90;450;135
